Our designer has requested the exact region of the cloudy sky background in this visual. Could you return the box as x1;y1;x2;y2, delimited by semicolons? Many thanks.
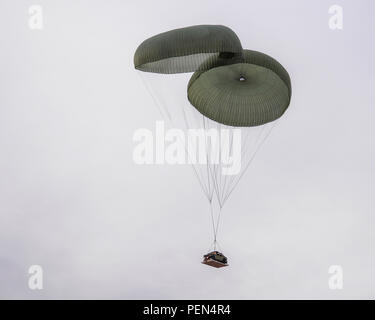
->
0;0;375;299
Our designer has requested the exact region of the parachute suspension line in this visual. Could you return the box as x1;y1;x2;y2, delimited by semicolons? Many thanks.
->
207;239;223;253
180;101;211;199
210;119;220;204
209;199;217;248
217;123;226;203
203;116;214;201
142;73;211;200
220;127;234;204
217;121;224;206
222;121;278;205
211;162;222;208
216;240;223;252
139;73;212;199
208;187;224;251
221;124;266;203
222;126;268;205
190;102;214;200
206;119;223;208
190;155;210;199
221;125;265;203
208;159;224;250
138;73;172;122
214;205;222;246
211;119;225;231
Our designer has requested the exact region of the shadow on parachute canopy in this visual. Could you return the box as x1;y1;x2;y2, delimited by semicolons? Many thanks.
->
133;24;244;74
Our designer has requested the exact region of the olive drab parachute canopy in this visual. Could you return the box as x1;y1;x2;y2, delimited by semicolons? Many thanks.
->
134;25;243;74
187;49;292;127
133;25;292;266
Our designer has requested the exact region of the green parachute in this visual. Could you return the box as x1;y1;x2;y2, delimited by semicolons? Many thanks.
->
134;25;291;268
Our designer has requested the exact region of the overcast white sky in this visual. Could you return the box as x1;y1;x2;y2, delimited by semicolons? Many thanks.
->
0;0;375;299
